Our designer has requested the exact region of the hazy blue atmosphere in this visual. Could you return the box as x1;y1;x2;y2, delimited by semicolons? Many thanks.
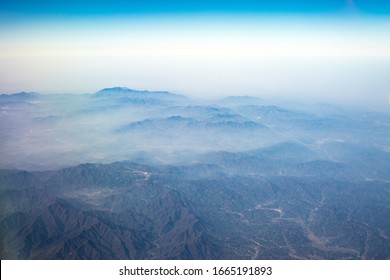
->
1;1;390;260
1;0;389;110
1;87;390;259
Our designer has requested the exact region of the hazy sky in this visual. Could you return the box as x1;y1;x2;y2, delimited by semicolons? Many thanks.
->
1;1;389;109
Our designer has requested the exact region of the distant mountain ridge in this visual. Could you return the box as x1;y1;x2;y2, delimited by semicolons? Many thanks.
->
1;86;389;259
0;92;39;103
95;86;175;96
119;114;265;132
94;87;190;105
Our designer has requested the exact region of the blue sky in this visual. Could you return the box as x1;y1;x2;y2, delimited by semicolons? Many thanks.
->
1;0;390;15
1;1;389;110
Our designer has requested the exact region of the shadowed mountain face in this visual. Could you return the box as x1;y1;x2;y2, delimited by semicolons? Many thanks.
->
1;160;389;260
0;87;389;259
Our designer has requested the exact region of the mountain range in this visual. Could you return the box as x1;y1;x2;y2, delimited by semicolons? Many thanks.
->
0;87;389;259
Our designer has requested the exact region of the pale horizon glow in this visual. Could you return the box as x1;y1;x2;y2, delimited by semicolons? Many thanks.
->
1;15;390;110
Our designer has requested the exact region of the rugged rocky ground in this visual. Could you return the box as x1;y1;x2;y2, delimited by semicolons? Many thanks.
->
1;87;389;259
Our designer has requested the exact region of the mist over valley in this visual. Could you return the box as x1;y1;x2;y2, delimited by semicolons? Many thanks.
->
0;87;389;259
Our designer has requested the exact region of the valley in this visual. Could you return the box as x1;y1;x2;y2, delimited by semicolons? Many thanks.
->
0;87;389;259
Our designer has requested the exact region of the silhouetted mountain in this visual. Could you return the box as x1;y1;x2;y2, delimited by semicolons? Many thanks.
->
0;87;389;260
0;92;39;105
94;87;190;106
119;114;265;132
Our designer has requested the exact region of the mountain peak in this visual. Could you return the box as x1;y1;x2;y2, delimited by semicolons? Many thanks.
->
93;87;191;106
95;87;139;94
95;87;175;97
0;91;39;102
